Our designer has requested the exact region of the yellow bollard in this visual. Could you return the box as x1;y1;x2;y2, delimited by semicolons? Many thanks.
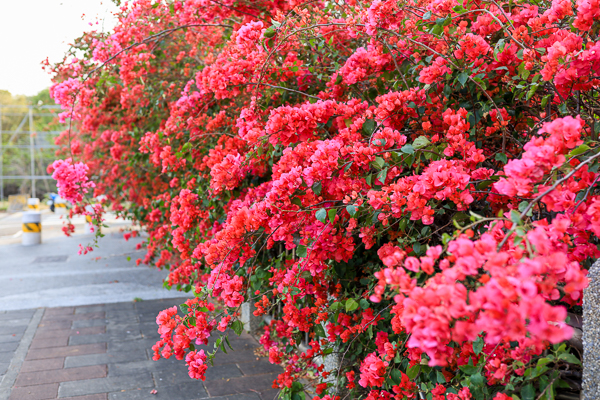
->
27;198;40;211
55;197;69;215
22;211;41;246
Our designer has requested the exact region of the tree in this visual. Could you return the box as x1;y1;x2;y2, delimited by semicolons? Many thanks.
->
49;0;600;399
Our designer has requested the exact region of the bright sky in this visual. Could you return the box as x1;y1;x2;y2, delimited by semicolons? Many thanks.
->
0;0;119;97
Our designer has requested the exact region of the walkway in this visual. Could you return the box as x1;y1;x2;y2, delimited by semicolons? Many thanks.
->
0;217;281;400
0;299;280;400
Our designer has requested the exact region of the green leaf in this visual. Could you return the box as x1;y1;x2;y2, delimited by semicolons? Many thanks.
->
558;353;581;365
231;320;243;335
328;208;337;223
473;336;484;355
567;144;591;158
330;301;342;311
315;208;327;223
314;324;326;338
413;136;431;149
526;85;538;101
312;182;322;196
521;384;535;400
374;156;385;169
471;373;485;386
391;369;403;384
377;168;388;184
291;197;302;207
541;94;551;108
518;201;529;213
345;298;359;312
495;153;508;164
510;209;521;225
406;364;420;380
459;365;479;375
458;72;469;87
359;298;370;309
436;370;446;383
297;245;307;258
346;205;357;217
401;144;415;155
362;119;376;135
423;11;432;19
264;26;276;38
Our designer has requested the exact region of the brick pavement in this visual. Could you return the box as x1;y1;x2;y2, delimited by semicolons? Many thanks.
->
0;298;281;400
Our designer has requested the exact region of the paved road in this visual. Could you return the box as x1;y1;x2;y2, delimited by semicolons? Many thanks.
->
0;210;126;246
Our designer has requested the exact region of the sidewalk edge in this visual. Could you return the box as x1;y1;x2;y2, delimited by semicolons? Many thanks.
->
0;307;44;400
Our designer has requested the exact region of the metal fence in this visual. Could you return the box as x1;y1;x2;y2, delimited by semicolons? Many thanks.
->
0;105;66;201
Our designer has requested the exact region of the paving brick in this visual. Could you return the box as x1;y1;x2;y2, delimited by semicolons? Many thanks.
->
104;311;138;324
16;365;107;387
35;327;105;340
21;357;65;373
31;336;70;349
260;388;281;400
0;310;35;321
153;368;202;387
0;325;27;335
26;343;106;361
37;319;74;330
45;307;75;317
0;333;22;343
108;359;188;377
202;364;243;381
64;349;148;368
69;333;109;346
0;318;34;327
237;360;283;376
203;373;279;398
208;349;260;366
75;305;107;314
58;372;154;397
108;382;208;400
102;325;142;342
72;319;108;329
62;395;108;400
42;312;105;323
102;303;135;313
0;341;19;352
203;394;262;400
106;339;155;354
8;382;58;400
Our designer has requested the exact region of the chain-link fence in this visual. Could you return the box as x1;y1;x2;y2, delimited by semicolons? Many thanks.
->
0;104;66;201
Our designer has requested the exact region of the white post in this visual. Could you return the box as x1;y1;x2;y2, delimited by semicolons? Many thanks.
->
22;211;41;246
28;107;35;199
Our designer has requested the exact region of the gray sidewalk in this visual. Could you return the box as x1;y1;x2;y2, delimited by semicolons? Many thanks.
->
0;225;187;310
0;298;281;400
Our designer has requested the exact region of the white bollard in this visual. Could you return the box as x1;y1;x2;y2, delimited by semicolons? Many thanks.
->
22;211;41;246
55;197;68;215
27;198;40;211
